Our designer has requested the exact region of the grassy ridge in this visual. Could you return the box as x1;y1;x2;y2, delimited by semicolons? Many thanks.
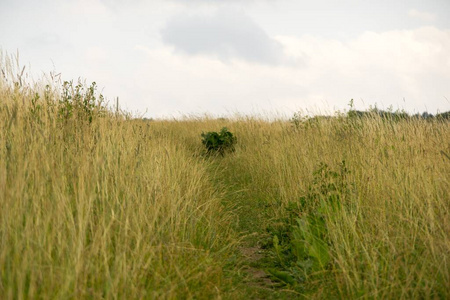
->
1;54;449;298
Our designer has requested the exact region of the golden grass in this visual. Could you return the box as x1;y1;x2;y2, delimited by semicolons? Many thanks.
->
1;52;449;299
215;115;450;298
0;55;236;299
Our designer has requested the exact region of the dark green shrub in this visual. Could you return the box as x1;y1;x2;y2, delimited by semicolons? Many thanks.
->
201;127;236;155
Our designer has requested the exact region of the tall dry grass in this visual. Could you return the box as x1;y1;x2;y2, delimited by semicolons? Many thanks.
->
1;51;448;299
215;115;449;298
0;53;236;299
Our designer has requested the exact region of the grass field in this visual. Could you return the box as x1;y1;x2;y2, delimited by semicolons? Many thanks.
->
1;54;449;299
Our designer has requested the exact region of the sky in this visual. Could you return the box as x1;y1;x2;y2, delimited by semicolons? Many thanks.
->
1;0;450;118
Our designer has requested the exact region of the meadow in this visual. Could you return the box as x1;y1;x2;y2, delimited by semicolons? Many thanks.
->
1;54;449;299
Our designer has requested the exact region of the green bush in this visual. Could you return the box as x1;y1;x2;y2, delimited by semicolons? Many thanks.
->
201;127;236;155
58;80;105;123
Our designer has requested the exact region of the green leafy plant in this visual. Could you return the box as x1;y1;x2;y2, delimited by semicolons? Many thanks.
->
291;214;330;274
266;161;353;287
58;80;105;123
201;127;236;155
290;161;352;272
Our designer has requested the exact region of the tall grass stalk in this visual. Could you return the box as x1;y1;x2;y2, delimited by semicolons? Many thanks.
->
217;115;449;298
0;53;236;299
1;51;448;298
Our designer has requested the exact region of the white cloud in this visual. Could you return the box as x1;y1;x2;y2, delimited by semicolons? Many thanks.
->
85;46;109;62
3;0;449;118
129;26;450;118
70;0;111;17
408;9;437;22
168;0;271;5
276;26;450;112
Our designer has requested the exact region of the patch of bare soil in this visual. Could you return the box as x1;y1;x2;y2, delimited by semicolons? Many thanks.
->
239;246;277;289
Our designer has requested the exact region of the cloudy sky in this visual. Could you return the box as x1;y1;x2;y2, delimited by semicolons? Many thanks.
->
1;0;449;118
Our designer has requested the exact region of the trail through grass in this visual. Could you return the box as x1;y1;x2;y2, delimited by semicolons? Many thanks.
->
1;52;449;299
206;154;298;299
200;116;449;299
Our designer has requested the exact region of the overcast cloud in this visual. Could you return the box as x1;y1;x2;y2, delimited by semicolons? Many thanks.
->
0;0;449;117
161;9;285;65
408;9;437;22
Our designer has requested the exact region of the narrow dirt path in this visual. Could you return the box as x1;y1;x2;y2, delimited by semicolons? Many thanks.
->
239;246;276;288
206;157;298;299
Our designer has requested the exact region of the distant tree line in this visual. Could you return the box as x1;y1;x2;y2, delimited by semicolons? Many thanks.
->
348;109;450;121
